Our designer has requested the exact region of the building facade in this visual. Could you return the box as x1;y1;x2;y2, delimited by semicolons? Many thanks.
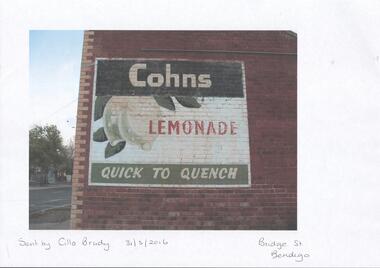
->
71;31;297;230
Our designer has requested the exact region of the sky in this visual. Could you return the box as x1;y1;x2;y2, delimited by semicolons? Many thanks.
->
29;30;84;145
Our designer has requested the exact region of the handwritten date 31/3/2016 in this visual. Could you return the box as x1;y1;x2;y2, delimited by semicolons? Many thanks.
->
125;238;169;248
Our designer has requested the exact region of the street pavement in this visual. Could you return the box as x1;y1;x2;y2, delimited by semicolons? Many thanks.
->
29;184;72;214
29;183;72;230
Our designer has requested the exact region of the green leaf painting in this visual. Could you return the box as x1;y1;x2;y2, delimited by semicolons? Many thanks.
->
153;95;176;111
175;96;201;108
94;96;111;121
105;141;126;159
93;127;107;142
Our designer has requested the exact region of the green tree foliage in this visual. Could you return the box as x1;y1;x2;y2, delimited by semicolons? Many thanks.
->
29;125;69;183
64;138;75;175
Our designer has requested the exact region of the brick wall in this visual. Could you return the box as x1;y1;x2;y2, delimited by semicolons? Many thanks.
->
71;31;297;230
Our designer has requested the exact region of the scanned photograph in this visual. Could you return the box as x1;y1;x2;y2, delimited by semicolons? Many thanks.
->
29;30;297;230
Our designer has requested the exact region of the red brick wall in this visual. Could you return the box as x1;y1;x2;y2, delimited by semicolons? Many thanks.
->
71;31;297;230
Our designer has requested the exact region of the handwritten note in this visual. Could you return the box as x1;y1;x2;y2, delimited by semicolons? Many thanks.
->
17;235;310;263
258;237;311;262
125;238;168;248
17;237;169;252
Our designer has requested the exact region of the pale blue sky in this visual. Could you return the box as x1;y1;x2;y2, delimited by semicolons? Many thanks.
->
30;30;84;144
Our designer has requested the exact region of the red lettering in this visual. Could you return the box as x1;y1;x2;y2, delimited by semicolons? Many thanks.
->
149;120;238;136
207;122;216;135
149;120;156;134
230;121;237;135
158;120;165;134
183;120;193;135
168;120;180;135
195;121;204;135
218;121;227;135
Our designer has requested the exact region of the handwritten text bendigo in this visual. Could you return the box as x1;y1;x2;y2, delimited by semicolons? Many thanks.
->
148;120;238;135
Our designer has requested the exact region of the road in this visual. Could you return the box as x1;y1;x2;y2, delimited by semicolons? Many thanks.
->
29;185;72;214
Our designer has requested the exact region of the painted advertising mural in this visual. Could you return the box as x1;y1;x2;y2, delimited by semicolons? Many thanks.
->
89;59;251;187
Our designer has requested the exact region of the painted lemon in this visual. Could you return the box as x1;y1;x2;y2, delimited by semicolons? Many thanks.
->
103;96;161;150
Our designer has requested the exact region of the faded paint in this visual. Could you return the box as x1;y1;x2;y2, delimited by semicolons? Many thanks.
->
88;59;251;187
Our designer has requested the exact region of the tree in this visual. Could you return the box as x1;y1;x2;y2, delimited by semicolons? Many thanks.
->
29;124;67;184
64;138;75;175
